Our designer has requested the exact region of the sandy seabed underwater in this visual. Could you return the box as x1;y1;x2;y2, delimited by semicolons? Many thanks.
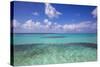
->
13;33;97;66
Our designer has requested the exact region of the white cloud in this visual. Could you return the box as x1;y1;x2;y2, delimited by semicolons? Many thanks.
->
21;19;46;31
63;24;76;31
13;19;20;28
44;19;52;26
13;19;96;33
32;12;39;16
22;19;34;30
62;21;95;32
91;8;97;18
44;19;49;23
53;24;62;31
43;19;52;31
45;3;62;19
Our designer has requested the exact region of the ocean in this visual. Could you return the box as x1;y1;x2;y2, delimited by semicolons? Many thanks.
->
13;33;97;45
12;33;97;66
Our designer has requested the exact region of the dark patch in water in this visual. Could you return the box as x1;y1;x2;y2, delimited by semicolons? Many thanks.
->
14;43;97;52
43;36;66;38
14;44;40;51
64;43;97;49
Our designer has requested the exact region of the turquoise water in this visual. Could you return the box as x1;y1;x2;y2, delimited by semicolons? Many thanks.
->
13;33;97;45
14;44;97;66
13;33;97;66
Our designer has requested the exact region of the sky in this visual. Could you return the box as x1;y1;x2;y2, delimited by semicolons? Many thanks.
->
12;1;97;33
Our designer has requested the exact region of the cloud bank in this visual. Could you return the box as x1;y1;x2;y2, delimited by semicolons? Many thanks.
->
13;19;96;33
13;3;97;33
13;19;20;28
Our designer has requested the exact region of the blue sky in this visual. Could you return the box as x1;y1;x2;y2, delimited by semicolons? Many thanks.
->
12;1;97;33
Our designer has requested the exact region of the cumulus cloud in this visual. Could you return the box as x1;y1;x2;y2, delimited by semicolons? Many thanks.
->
44;19;52;25
22;19;43;31
91;8;97;18
63;21;95;32
13;19;96;33
13;19;20;28
45;3;62;19
22;19;34;29
32;12;39;16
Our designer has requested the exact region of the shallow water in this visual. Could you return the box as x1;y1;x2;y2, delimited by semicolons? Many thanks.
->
12;33;97;66
13;33;97;45
13;43;97;66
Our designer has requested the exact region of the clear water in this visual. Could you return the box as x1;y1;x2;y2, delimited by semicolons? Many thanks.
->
13;33;97;66
14;44;97;66
13;33;97;45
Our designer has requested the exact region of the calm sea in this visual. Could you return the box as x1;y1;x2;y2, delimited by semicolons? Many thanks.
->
13;33;97;45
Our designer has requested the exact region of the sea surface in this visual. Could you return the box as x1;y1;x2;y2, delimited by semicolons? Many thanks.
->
13;33;97;45
12;33;97;66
